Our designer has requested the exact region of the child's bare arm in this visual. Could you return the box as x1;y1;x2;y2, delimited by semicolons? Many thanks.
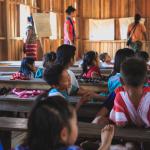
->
91;72;101;78
77;88;107;101
116;122;127;128
75;92;93;111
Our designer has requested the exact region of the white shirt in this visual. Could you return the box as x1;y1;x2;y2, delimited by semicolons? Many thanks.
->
101;62;114;67
67;69;79;88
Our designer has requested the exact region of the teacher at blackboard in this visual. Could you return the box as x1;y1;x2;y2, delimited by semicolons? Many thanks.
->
127;14;148;53
64;5;76;46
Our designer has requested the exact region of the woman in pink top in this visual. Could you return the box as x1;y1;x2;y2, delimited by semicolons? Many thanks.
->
64;5;76;46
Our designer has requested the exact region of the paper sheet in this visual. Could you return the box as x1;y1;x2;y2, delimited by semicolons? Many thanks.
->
89;19;115;41
119;17;145;40
32;13;52;37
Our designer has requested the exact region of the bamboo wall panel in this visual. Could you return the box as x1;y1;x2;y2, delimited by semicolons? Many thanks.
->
81;0;150;58
1;0;150;61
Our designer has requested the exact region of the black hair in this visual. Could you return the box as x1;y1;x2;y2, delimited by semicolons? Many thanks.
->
137;51;149;61
27;15;34;26
22;94;74;150
66;5;76;15
82;51;98;75
111;48;135;76
100;53;107;62
120;58;147;87
43;52;56;68
135;14;141;24
55;45;76;67
19;57;35;76
44;63;65;86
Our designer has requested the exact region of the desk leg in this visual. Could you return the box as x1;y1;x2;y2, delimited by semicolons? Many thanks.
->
0;130;11;150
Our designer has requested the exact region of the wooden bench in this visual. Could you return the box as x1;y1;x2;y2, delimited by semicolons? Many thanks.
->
0;76;109;92
0;94;103;119
1;117;150;150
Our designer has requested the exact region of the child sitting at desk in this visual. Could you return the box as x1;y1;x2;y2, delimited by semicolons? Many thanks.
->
19;57;35;78
15;95;114;150
35;52;56;78
137;51;150;70
55;45;79;87
82;51;105;78
81;58;146;150
43;63;106;110
108;48;135;93
99;53;113;67
109;58;150;127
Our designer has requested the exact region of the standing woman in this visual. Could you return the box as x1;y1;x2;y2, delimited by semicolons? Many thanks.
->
24;15;37;61
64;5;76;46
127;14;148;53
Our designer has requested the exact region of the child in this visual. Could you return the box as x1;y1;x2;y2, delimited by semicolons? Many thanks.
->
15;95;114;150
99;53;113;67
82;51;104;78
35;52;56;78
109;58;150;128
81;59;144;150
108;48;135;93
19;57;35;78
55;45;79;87
137;51;150;69
43;63;107;108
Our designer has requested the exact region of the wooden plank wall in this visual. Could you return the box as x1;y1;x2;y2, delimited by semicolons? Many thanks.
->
0;0;150;60
81;0;150;58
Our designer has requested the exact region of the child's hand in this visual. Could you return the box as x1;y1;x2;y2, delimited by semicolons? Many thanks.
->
80;92;93;103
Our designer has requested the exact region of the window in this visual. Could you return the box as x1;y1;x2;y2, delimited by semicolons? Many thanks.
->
20;5;30;41
50;12;57;40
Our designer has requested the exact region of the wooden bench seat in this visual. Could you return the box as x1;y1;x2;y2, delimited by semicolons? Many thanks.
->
1;117;150;150
0;76;109;92
0;94;103;118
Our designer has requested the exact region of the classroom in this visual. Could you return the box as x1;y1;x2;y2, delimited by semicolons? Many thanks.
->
0;0;150;150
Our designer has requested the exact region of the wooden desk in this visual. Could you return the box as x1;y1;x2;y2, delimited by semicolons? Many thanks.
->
69;67;113;75
1;117;150;150
0;76;109;92
0;94;103;118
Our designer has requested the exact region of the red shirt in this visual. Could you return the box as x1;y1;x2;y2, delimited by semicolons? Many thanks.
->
84;66;102;78
64;19;75;41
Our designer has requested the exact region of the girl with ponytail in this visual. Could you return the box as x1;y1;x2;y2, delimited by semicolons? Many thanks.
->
82;51;104;78
35;52;56;78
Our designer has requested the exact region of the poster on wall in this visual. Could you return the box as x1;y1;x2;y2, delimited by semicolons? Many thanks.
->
32;13;52;37
119;17;145;40
89;19;115;41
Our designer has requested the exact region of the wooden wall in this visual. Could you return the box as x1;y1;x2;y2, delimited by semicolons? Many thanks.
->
0;0;150;60
81;0;150;58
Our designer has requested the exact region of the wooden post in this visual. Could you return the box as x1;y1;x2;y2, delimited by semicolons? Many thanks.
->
3;0;11;60
36;0;46;56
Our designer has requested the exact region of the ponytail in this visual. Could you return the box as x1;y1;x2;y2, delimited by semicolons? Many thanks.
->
82;54;88;75
65;5;76;15
82;51;98;75
135;14;141;24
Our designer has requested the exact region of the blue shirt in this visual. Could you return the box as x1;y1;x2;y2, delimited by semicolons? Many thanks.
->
108;73;149;93
15;145;83;150
35;69;44;78
0;141;3;150
48;85;78;101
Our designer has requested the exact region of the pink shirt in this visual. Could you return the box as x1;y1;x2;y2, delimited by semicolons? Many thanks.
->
64;19;75;41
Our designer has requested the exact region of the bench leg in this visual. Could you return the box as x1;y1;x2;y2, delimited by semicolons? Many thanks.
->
0;130;11;150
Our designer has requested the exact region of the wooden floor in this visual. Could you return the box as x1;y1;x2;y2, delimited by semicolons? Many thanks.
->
11;132;26;149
